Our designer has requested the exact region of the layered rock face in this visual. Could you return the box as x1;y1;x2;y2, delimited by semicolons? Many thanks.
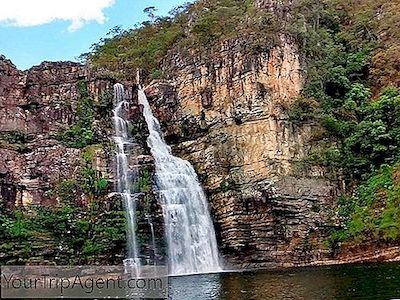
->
0;27;337;267
0;56;165;265
145;34;337;267
0;56;114;207
0;0;337;267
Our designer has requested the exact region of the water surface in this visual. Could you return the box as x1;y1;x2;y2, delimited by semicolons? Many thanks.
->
169;262;400;299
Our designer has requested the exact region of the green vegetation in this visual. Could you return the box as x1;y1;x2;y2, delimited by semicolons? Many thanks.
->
86;0;280;79
329;163;400;248
0;200;126;265
84;0;400;249
54;146;109;206
295;87;400;181
57;126;93;148
0;143;116;264
79;146;109;198
98;90;113;116
288;0;400;178
57;147;109;204
2;0;398;259
56;179;78;204
0;131;32;153
0;131;30;145
286;0;400;246
219;180;231;193
287;0;400;180
57;80;95;148
135;169;152;193
57;82;114;148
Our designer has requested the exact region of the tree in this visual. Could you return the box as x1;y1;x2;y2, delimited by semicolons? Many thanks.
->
144;6;157;22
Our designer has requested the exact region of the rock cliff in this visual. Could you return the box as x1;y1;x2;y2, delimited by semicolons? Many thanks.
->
3;0;400;269
0;56;110;207
0;28;338;268
0;55;169;265
144;34;337;267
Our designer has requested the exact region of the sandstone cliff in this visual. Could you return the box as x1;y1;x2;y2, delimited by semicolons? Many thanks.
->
0;55;166;265
0;0;339;266
4;0;397;268
0;56;111;207
143;33;338;267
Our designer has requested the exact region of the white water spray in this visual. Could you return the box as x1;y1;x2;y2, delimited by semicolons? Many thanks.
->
138;87;221;275
112;83;140;270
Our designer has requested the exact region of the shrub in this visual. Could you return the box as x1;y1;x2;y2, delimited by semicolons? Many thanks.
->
58;81;95;148
58;126;93;148
219;180;231;193
97;90;113;116
56;179;78;204
332;162;400;245
87;0;280;80
0;131;29;144
6;210;31;239
136;169;152;193
0;201;127;265
80;146;109;197
287;97;319;123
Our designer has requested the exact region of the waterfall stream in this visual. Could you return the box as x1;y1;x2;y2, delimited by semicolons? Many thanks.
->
138;87;221;276
112;83;140;270
113;82;221;276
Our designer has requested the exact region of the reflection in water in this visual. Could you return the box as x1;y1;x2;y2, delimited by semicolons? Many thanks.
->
168;263;400;300
169;273;222;299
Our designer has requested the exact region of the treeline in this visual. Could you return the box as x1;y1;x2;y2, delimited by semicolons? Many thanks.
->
84;0;280;79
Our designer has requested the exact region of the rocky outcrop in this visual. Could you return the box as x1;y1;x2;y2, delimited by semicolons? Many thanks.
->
0;56;114;207
0;0;337;268
0;56;165;265
144;30;337;267
0;21;336;269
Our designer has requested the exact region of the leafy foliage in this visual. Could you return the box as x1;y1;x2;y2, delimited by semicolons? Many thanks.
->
0;131;30;145
56;179;78;204
55;146;109;205
219;180;232;193
135;169;152;193
57;81;95;148
330;163;400;246
288;0;400;181
97;90;113;116
0;200;126;265
285;0;400;247
80;146;109;197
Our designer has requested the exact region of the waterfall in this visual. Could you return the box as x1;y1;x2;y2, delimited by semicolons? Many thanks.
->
112;83;140;270
146;215;157;262
138;87;222;276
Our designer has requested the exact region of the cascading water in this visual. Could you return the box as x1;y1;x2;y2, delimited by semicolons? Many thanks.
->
138;87;222;275
145;215;157;261
112;83;140;270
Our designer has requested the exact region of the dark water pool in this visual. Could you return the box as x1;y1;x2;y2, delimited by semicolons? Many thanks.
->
168;262;400;299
